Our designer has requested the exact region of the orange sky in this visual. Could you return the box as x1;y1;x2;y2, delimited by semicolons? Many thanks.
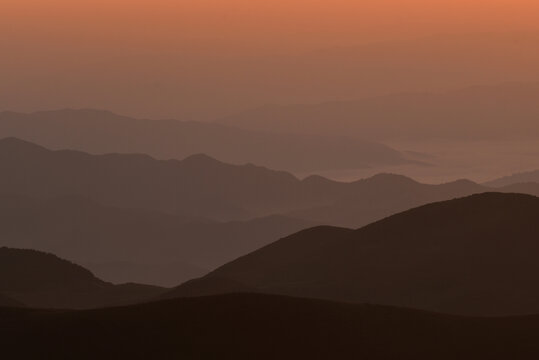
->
3;0;539;50
2;0;539;118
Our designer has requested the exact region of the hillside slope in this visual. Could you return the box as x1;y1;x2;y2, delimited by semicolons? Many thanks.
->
171;193;539;316
0;195;312;286
0;247;166;309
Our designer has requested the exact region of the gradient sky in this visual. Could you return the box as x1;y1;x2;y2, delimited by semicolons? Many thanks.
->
4;0;539;48
2;0;539;118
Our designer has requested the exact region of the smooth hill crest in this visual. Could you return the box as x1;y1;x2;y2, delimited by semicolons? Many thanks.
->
0;247;166;309
166;193;539;316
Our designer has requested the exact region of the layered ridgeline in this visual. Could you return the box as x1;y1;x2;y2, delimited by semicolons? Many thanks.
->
2;294;539;360
0;195;312;286
0;247;166;309
485;169;539;188
167;193;539;316
0;109;408;172
222;82;539;142
0;137;530;227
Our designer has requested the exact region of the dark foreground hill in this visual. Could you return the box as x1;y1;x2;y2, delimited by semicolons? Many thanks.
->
0;109;407;172
169;193;539;316
1;294;539;360
0;248;166;309
0;195;312;286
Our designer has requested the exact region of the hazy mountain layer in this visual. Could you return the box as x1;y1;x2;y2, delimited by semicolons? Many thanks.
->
223;82;539;142
0;195;312;286
485;169;539;187
0;109;407;172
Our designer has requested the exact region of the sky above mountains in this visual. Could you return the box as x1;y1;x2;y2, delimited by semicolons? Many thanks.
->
2;0;539;119
4;1;539;48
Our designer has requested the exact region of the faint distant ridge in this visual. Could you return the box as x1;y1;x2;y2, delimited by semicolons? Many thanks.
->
0;109;409;172
0;193;313;286
221;81;539;141
485;169;539;187
0;247;166;309
168;193;539;316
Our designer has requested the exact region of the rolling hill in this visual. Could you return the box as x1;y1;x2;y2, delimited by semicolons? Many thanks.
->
0;195;313;286
1;293;539;360
169;193;539;316
0;247;166;309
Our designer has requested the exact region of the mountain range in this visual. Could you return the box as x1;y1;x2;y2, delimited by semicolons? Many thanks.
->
168;193;539;316
0;194;312;286
2;137;532;228
222;82;539;142
485;169;539;187
0;109;408;172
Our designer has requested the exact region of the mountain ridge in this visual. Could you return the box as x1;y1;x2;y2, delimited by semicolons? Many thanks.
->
0;109;408;172
168;193;539;316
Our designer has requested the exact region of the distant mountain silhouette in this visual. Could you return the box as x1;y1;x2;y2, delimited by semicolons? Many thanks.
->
3;137;523;230
485;169;539;187
0;137;313;220
0;195;313;286
222;82;539;142
1;293;539;359
288;174;487;227
0;109;408;172
0;247;166;309
169;193;539;316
